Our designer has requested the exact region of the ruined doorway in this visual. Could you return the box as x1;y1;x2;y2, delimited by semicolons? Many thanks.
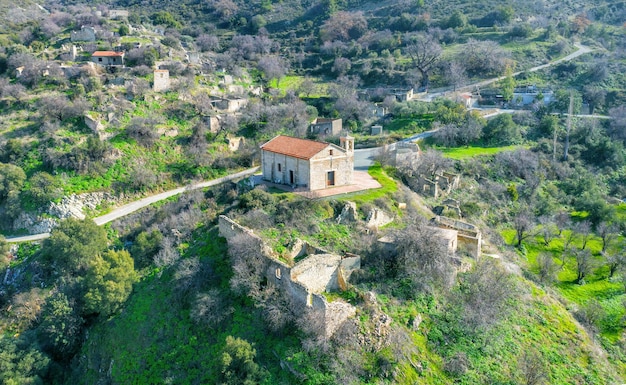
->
289;170;295;185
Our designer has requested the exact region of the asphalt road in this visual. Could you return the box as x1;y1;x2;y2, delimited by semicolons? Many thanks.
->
6;167;259;243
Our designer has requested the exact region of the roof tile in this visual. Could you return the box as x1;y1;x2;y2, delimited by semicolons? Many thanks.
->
261;135;332;160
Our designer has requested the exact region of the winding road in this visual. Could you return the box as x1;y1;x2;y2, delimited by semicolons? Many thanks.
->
419;43;592;101
5;167;259;243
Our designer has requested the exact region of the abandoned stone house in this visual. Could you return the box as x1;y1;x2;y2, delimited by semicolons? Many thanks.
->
410;171;459;199
219;215;360;338
108;9;129;19
260;135;354;191
153;69;170;92
71;26;96;42
91;51;125;67
431;215;482;258
210;98;248;112
392;88;414;102
310;118;342;137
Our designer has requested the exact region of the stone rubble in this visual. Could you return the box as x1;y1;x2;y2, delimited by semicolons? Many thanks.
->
13;192;114;234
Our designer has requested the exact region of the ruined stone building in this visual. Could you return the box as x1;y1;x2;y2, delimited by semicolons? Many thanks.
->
153;69;170;92
219;215;360;337
431;215;482;258
260;135;354;191
71;26;96;42
410;171;459;199
310;118;342;137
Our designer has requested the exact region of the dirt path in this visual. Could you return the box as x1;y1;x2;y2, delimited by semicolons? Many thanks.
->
6;167;259;243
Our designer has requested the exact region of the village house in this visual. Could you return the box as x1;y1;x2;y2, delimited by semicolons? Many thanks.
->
108;9;129;19
91;51;125;67
310;118;342;137
71;26;96;42
260;135;354;191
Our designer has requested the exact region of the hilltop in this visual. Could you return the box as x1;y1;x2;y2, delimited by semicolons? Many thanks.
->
0;0;625;383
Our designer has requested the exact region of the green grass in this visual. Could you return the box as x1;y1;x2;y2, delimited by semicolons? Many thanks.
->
269;75;329;97
437;145;527;159
76;226;307;384
502;225;626;346
338;163;398;205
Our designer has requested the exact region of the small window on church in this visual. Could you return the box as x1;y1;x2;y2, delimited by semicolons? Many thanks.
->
329;149;333;156
278;163;282;172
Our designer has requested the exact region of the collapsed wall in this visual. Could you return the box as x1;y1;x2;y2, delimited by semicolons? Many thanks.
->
218;215;359;337
431;215;482;258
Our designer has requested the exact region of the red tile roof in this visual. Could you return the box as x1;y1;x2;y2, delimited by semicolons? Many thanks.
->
261;135;331;160
92;51;124;57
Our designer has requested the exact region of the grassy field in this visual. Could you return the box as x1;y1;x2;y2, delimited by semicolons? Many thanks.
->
501;224;626;345
269;75;329;98
437;145;527;159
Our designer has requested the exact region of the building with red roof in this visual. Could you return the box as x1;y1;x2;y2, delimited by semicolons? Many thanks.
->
260;135;354;191
91;51;125;66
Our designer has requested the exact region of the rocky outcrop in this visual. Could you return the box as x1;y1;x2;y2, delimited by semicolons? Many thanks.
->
12;212;57;234
48;192;113;220
336;201;358;224
13;192;114;234
365;208;393;230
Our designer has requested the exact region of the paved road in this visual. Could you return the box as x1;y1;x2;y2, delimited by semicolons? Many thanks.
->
6;167;259;243
419;43;592;101
353;129;437;170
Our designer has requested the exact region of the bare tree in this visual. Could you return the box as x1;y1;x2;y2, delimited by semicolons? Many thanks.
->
320;11;368;42
393;216;456;294
575;220;592;250
583;85;605;115
126;117;161;148
191;288;233;327
597;221;618;252
536;253;559;284
412;148;453;176
576;299;605;335
458;259;517;332
572;247;593;283
258;55;287;88
554;211;571;236
445;60;467;91
404;32;442;90
461;39;510;76
331;57;352;76
228;233;268;298
196;34;220;52
518;349;548;385
538;216;557;246
609;105;626;142
604;251;625;279
513;210;536;248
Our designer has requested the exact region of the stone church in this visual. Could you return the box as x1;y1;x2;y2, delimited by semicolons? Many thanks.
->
260;135;354;191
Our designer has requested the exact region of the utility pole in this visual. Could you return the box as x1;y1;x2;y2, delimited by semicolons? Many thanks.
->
563;90;574;161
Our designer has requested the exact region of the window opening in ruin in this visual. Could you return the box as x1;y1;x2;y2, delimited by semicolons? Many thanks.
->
277;163;281;172
306;292;313;307
275;268;281;279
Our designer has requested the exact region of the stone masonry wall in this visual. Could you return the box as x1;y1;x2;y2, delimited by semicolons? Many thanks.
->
218;215;357;337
